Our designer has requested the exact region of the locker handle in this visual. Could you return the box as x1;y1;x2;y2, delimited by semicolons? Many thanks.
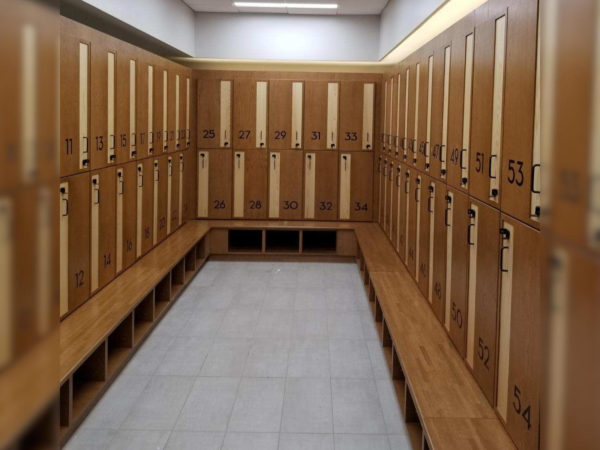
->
272;154;277;170
531;164;541;194
444;207;450;227
401;137;407;151
460;149;467;170
139;174;144;188
467;223;475;246
132;133;137;146
396;170;401;187
489;154;497;179
110;135;116;150
414;185;420;202
236;153;241;169
149;132;154;144
500;246;510;272
440;145;446;163
82;136;89;154
388;165;393;181
61;197;69;217
411;139;417;154
428;196;434;213
405;180;409;194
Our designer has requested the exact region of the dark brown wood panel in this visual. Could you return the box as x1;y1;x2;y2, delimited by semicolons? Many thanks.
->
92;166;116;292
139;158;154;256
417;173;432;297
430;183;448;323
242;150;268;218
339;81;364;151
303;80;330;151
275;150;303;220
205;149;232;219
136;49;149;157
348;152;373;221
313;151;339;220
268;80;293;150
233;79;258;149
121;161;137;270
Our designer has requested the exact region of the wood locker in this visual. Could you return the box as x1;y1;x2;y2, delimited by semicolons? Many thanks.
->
184;74;192;150
152;155;169;244
89;31;110;170
115;42;135;164
233;150;268;219
167;64;177;152
470;14;507;206
382;79;388;152
147;62;155;156
116;162;137;272
446;28;473;192
392;164;403;253
268;80;303;149
339;152;373;221
391;74;400;157
500;0;540;227
167;154;182;234
304;81;339;150
380;158;388;231
60;29;90;176
197;149;232;219
153;62;166;154
406;171;419;278
303;151;338;220
59;172;90;316
135;49;149;157
405;58;417;167
339;81;375;150
176;70;185;151
444;187;469;357
465;199;501;405
197;79;232;148
401;64;411;163
181;150;196;222
430;42;451;181
90;167;116;295
496;217;540;450
416;51;432;173
233;79;268;149
430;182;448;324
137;158;154;257
387;160;395;238
417;173;432;298
395;70;406;160
386;76;394;155
399;168;411;263
269;151;303;220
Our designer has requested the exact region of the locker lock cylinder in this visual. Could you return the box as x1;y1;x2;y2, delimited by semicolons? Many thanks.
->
461;177;468;185
491;188;499;197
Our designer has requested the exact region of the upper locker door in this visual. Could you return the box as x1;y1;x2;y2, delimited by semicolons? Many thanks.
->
496;217;540;450
198;78;232;148
90;167;116;295
417;51;432;173
89;31;110;170
135;49;149;158
405;58;418;167
395;70;406;160
197;149;232;219
233;150;268;219
115;42;135;164
430;180;448;324
446;26;474;192
269;80;303;150
429;40;448;181
167;63;177;152
382;78;388;153
388;75;397;156
339;81;375;151
417;173;432;298
500;0;540;228
153;61;166;155
60;28;90;176
303;81;338;150
391;72;401;158
304;151;338;220
465;199;501;405
269;151;303;220
470;12;508;207
59;172;90;317
138;158;154;257
339;152;373;221
445;187;469;357
234;79;268;149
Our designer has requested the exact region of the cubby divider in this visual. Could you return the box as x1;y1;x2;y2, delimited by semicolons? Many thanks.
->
154;274;171;317
185;249;196;283
171;260;185;298
196;238;207;261
301;230;337;254
134;291;155;344
71;342;106;421
265;230;300;253
107;313;134;377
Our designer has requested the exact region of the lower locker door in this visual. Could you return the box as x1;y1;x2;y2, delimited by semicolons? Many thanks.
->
269;151;303;220
139;158;154;256
156;156;169;243
376;156;383;225
447;188;469;357
304;151;338;220
166;156;173;234
407;173;419;278
121;162;137;270
400;169;411;263
90;167;116;294
381;159;388;229
234;150;268;219
199;149;232;219
168;153;182;232
392;166;403;253
430;184;448;324
390;163;399;243
339;152;373;221
60;172;90;315
496;217;540;450
466;200;500;405
387;161;395;237
417;174;431;297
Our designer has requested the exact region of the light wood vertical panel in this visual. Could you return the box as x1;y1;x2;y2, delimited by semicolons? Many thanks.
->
339;153;351;219
304;153;316;218
427;182;436;303
129;59;136;159
166;157;173;234
136;164;143;257
152;160;158;245
327;82;339;149
444;190;454;330
0;198;12;363
403;68;410;161
116;168;124;271
269;152;281;218
466;203;479;368
220;81;232;147
147;65;154;154
383;79;388;152
256;81;268;148
162;69;168;152
233;152;245;218
175;75;180;150
461;33;474;188
292;82;303;148
363;83;374;150
140;158;154;256
59;183;69;316
413;63;420;166
441;46;451;178
90;175;100;292
79;42;89;170
197;151;209;217
107;52;116;164
186;77;191;148
426;55;434;170
178;154;184;226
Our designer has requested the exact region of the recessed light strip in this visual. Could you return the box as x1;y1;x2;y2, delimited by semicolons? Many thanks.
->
233;2;338;9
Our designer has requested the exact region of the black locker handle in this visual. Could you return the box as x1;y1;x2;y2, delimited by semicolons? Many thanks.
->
460;148;467;170
489;154;498;179
467;223;475;246
272;153;277;170
132;133;137;146
396;168;402;187
531;164;541;194
500;246;510;272
60;187;69;216
110;135;116;150
389;165;393;181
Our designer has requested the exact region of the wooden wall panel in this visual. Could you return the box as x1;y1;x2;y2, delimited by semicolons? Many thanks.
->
268;80;293;149
305;151;339;220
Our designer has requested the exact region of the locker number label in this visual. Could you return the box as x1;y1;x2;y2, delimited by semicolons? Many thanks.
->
274;131;287;140
238;130;251;139
477;336;490;369
354;202;368;212
249;200;262;210
475;152;484;173
513;385;532;430
75;270;85;288
95;136;104;151
434;281;442;301
203;129;216;139
311;131;321;141
214;200;226;210
319;201;333;211
451;301;463;328
344;132;358;141
507;160;524;186
283;201;298;210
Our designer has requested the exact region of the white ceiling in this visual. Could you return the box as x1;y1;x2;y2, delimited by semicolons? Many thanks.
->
183;0;389;15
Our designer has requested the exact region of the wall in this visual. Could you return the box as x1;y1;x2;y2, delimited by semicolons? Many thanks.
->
79;0;196;56
194;13;380;62
378;0;446;58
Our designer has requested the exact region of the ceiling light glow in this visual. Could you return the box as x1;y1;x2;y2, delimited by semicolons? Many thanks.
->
233;2;338;9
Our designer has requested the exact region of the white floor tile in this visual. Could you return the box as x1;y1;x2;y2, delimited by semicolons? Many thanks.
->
281;378;333;434
331;378;387;434
228;378;285;432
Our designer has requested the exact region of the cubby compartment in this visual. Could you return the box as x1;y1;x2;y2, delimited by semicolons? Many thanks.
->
107;313;134;377
154;274;171;317
71;342;106;421
171;260;185;298
59;380;72;438
266;230;300;253
134;291;155;344
228;229;263;253
302;230;337;254
196;238;207;261
404;385;424;450
185;249;197;283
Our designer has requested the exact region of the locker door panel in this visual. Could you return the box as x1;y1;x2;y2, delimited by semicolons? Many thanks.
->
387;161;395;237
407;172;419;278
396;71;406;160
392;165;403;253
466;200;500;405
340;81;373;151
147;64;155;156
90;35;109;170
430;45;446;180
268;80;297;150
417;54;431;172
182;150;196;222
388;76;396;155
90;167;116;294
339;152;372;221
393;73;402;158
430;183;448;324
270;151;303;220
115;44;131;164
139;158;154;256
60;34;89;176
234;80;268;149
496;217;540;450
60;172;90;314
167;66;177;152
399;168;410;263
245;150;268;219
128;58;137;159
136;51;149;157
447;188;469;357
198;79;224;148
417;174;431;298
382;80;389;153
120;162;137;270
310;152;338;220
153;63;165;155
303;81;335;150
405;63;417;167
156;156;168;243
501;0;539;227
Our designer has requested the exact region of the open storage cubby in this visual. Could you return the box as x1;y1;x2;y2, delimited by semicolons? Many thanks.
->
60;380;72;437
185;249;196;282
154;273;171;317
171;259;185;298
71;342;106;422
107;313;134;377
228;229;263;253
301;230;337;254
196;238;207;261
134;291;154;345
266;230;300;253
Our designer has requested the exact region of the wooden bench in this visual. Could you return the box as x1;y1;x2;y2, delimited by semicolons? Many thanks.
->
353;224;515;450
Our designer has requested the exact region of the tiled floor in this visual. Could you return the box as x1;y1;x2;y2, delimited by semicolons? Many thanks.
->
66;262;414;450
